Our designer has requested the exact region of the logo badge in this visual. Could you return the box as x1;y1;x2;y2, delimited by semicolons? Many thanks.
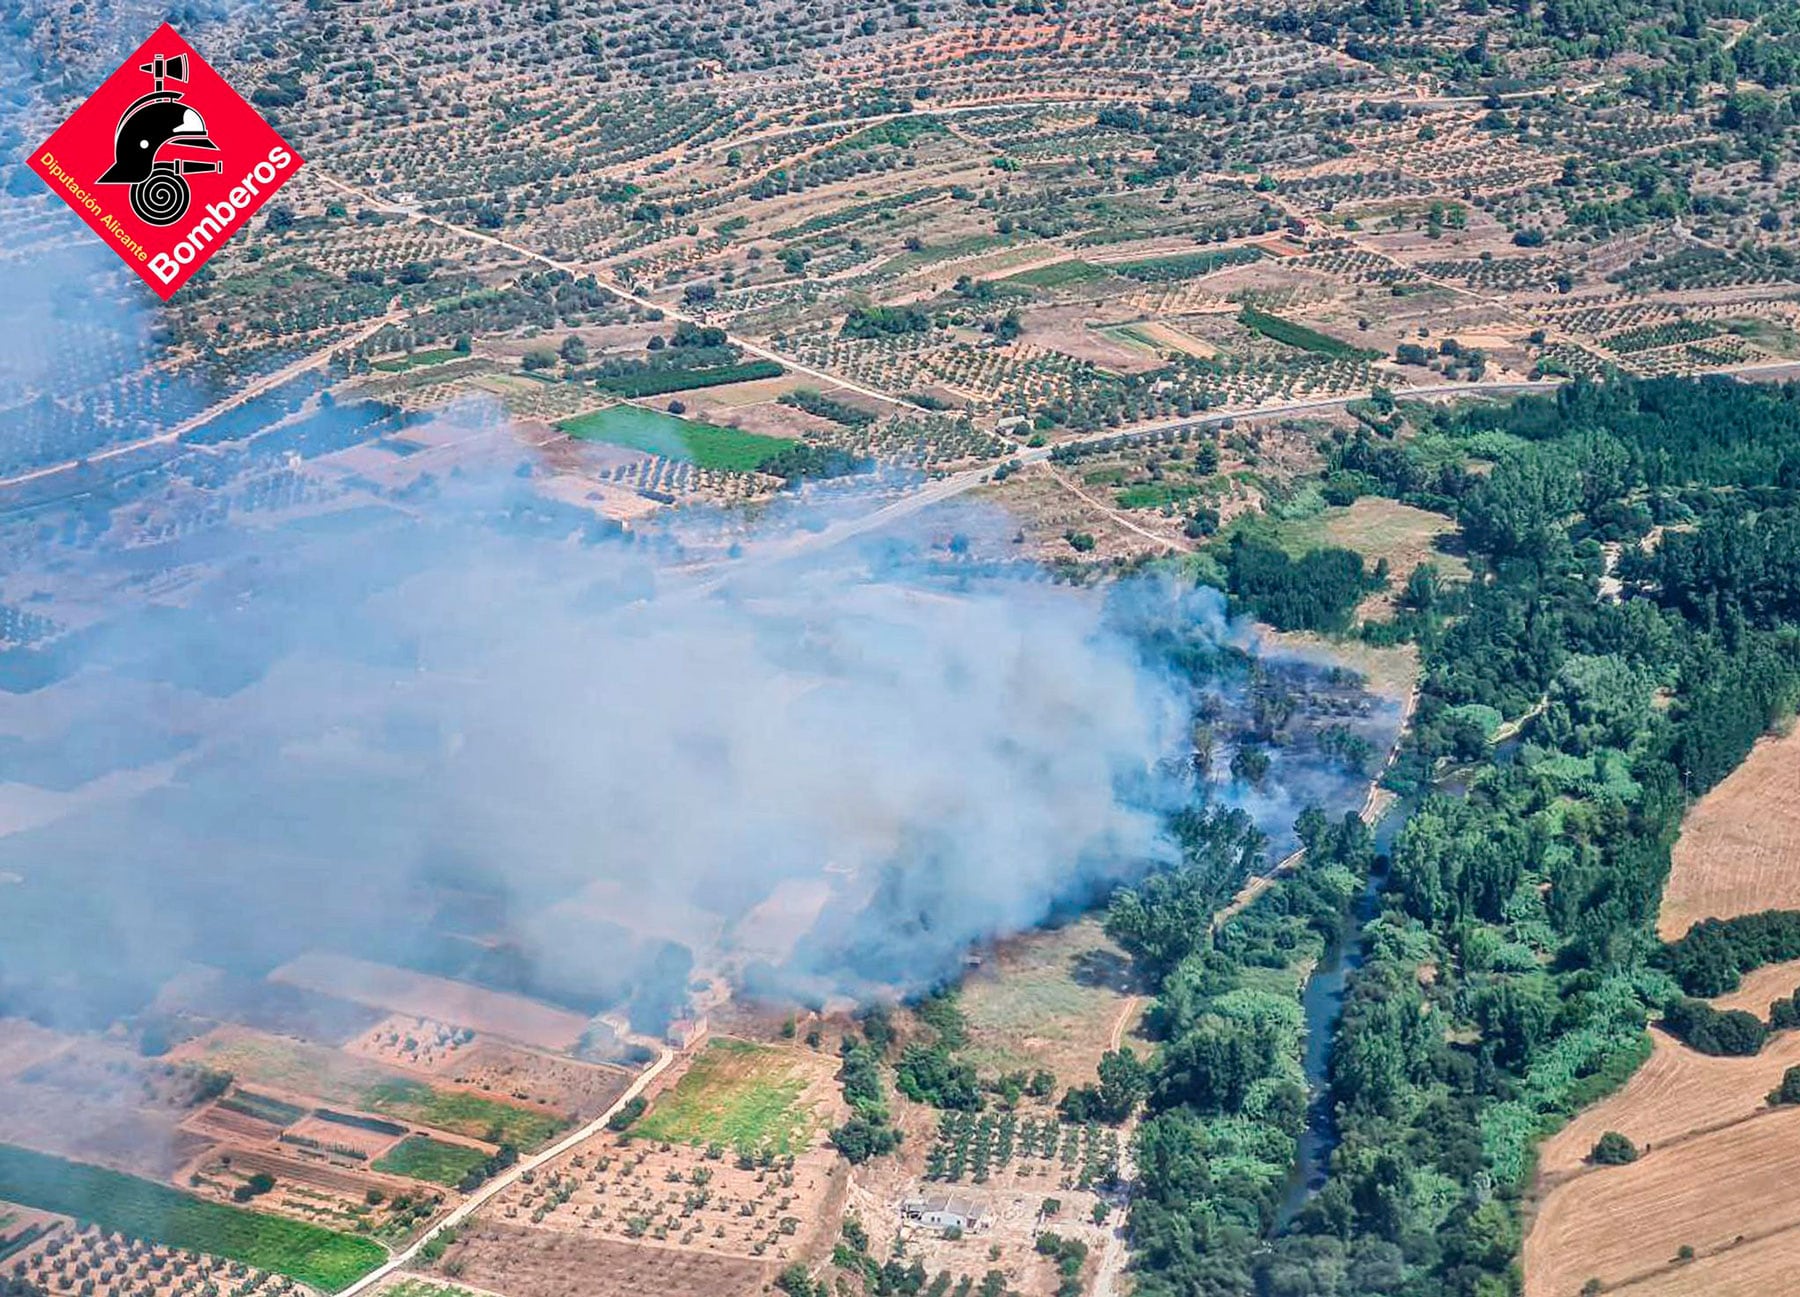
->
29;23;303;300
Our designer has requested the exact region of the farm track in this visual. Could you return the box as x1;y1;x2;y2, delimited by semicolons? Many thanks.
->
1044;464;1191;551
0;302;405;490
336;1043;677;1297
1106;997;1144;1054
314;174;929;420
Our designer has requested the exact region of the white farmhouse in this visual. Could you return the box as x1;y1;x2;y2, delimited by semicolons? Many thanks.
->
901;1194;992;1233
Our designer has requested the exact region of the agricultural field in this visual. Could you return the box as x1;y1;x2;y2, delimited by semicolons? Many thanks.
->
1528;728;1800;1297
1658;726;1800;940
1526;1052;1800;1296
923;1115;1121;1192
0;1032;222;1181
425;1221;772;1297
10;2;1800;1297
5;1217;314;1297
375;1282;487;1297
269;954;593;1052
559;406;793;474
174;1029;570;1149
361;1081;565;1150
371;1138;490;1188
956;919;1141;1090
633;1039;835;1157
0;1145;384;1292
473;1125;844;1263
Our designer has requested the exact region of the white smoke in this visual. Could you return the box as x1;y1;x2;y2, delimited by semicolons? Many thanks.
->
0;470;1209;1029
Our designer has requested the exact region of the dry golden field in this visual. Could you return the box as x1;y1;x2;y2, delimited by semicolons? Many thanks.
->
1658;725;1800;940
1528;725;1800;1297
1527;1095;1800;1297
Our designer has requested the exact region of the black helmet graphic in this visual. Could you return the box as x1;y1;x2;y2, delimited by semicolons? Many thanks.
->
94;53;221;226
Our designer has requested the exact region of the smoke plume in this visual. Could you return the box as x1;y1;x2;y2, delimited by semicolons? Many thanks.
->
0;467;1220;1032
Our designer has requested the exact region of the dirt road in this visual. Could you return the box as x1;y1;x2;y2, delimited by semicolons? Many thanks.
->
0;304;405;490
335;1044;676;1297
314;175;926;419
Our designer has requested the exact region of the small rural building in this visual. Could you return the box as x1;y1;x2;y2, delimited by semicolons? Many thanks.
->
901;1194;991;1233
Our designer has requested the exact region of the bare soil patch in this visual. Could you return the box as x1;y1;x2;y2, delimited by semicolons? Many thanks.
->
482;1132;842;1266
431;1218;774;1297
270;953;592;1052
1527;1102;1800;1297
1710;957;1800;1016
1533;1029;1800;1181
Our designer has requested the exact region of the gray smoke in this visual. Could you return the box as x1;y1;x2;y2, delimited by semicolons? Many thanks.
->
0;466;1222;1032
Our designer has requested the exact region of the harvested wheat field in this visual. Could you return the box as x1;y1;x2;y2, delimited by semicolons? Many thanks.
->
1527;1099;1800;1296
1658;726;1800;940
1532;1028;1800;1181
1526;1000;1800;1296
1597;1222;1800;1297
1709;956;1800;1016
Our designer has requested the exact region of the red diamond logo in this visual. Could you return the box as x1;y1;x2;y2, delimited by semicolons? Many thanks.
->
28;22;304;300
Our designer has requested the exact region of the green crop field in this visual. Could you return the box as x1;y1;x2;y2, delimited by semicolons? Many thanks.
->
592;359;784;397
1117;481;1204;510
1237;307;1375;359
1002;260;1106;289
372;1136;489;1186
634;1039;816;1154
1110;246;1263;282
0;1144;384;1292
361;1079;565;1148
559;405;793;473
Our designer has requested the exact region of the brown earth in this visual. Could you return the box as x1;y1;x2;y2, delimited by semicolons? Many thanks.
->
431;1219;774;1297
1528;727;1800;1296
1527;1098;1800;1297
269;952;593;1051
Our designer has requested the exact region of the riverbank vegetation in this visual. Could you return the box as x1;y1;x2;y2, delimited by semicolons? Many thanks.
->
1229;376;1800;1295
1106;807;1379;1294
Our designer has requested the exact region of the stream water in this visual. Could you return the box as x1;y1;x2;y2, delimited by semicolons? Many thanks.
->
1274;795;1414;1228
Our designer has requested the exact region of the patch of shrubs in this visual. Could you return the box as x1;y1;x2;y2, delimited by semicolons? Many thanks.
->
1661;997;1765;1056
1588;1131;1639;1165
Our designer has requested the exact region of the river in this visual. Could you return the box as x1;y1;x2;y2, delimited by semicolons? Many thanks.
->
1275;795;1414;1228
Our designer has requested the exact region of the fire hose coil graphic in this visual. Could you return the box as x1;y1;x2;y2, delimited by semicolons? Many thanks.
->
94;52;222;226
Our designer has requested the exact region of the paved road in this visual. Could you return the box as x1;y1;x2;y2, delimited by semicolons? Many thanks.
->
744;378;1565;567
336;1045;676;1297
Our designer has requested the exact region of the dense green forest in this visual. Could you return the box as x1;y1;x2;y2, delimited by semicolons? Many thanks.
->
1113;376;1800;1296
1113;809;1379;1297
